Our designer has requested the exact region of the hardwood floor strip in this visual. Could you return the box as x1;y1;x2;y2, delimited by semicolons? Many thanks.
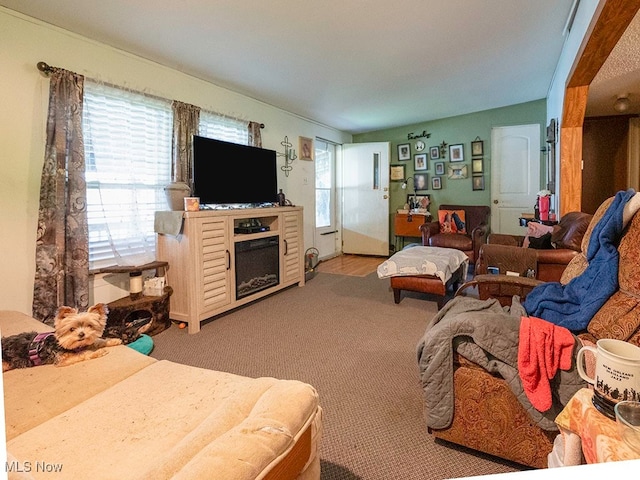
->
315;254;387;277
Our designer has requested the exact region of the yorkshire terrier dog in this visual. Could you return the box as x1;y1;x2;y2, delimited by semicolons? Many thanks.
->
1;303;122;372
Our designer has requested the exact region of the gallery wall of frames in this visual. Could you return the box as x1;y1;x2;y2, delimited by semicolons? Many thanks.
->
390;136;486;199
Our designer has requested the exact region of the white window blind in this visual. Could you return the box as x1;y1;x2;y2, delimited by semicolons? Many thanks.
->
83;81;172;270
199;110;248;145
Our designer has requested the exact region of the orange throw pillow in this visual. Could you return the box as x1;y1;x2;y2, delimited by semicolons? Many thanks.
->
438;210;466;234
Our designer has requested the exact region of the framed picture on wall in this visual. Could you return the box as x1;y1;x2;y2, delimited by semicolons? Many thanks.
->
449;144;464;162
434;162;445;175
429;146;440;160
447;165;468;179
413;173;428;191
471;139;484;157
414;153;427;171
432;176;442;190
299;136;313;161
398;143;411;161
472;175;485;191
390;164;405;181
472;158;483;174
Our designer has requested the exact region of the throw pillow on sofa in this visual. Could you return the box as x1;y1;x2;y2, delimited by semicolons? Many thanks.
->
438;210;466;234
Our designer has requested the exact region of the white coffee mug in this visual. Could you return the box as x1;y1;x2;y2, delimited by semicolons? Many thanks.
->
576;338;640;417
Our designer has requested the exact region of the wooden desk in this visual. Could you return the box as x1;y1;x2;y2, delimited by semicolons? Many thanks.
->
394;213;430;250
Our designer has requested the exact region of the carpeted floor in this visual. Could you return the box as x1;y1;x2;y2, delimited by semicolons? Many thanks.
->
150;271;524;479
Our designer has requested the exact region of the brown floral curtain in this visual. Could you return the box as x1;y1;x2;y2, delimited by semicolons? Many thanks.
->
171;101;200;190
248;121;263;148
33;68;89;325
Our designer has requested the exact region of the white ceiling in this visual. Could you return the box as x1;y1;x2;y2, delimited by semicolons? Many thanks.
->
4;0;632;133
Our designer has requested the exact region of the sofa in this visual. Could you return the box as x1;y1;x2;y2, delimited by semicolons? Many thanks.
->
2;311;322;480
475;211;593;282
417;192;640;469
419;204;490;264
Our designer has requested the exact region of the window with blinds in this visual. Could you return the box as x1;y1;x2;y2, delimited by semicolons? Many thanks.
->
83;82;250;270
83;81;173;270
199;110;248;144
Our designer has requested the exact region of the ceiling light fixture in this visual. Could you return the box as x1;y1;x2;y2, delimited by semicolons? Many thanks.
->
613;94;630;113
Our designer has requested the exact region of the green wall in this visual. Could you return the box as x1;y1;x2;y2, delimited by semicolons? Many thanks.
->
353;99;546;247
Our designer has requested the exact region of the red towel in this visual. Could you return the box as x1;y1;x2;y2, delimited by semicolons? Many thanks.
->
518;316;575;411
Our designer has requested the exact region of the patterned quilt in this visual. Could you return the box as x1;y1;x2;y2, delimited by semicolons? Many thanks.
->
377;246;469;284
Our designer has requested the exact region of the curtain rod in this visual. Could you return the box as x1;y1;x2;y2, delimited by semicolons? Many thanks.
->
36;61;265;129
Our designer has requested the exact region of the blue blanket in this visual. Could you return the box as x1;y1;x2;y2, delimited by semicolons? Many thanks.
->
523;189;636;331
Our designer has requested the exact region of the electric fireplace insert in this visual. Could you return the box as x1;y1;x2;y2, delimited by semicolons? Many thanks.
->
234;236;280;300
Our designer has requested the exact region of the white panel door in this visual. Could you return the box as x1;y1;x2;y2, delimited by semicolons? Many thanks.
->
490;125;541;235
342;142;390;256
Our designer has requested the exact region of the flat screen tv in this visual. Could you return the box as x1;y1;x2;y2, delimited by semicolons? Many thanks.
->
192;135;278;206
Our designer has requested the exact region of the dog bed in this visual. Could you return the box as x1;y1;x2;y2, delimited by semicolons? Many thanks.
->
127;333;154;355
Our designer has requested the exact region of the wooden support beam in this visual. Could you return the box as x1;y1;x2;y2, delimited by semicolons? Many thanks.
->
560;0;640;214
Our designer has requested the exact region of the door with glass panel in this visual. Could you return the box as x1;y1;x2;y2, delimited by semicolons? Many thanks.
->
341;142;390;256
314;139;339;259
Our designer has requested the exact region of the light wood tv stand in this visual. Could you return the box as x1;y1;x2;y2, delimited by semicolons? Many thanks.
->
157;206;304;333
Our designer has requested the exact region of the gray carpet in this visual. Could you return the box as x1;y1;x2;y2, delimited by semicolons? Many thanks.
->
150;272;524;479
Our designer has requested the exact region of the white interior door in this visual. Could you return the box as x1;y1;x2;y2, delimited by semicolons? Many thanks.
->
342;142;390;256
490;125;541;235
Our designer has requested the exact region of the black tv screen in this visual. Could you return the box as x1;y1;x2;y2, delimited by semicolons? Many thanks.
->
192;135;278;206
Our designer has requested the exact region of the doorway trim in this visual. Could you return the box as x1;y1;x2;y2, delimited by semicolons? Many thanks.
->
560;0;640;214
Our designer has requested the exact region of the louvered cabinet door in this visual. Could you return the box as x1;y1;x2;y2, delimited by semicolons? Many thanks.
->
281;210;304;285
197;217;232;316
